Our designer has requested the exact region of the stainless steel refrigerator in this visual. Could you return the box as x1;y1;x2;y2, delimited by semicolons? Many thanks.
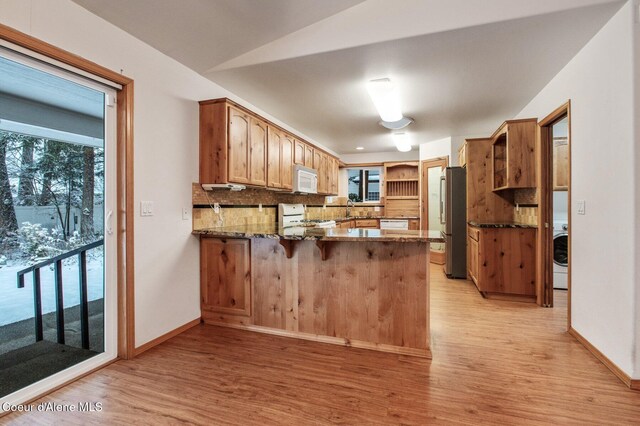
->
441;167;467;278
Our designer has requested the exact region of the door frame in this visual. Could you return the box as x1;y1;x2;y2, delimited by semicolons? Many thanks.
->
421;157;448;264
537;101;571;327
0;23;136;358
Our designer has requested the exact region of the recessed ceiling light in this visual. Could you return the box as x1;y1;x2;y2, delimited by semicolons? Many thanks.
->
356;146;364;150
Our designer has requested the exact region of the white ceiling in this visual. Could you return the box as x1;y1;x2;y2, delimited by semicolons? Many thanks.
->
72;0;623;154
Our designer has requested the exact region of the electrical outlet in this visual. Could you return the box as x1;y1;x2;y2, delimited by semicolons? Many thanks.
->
374;206;380;212
577;200;586;215
323;204;326;210
140;201;154;217
182;207;190;221
258;203;263;212
214;203;220;214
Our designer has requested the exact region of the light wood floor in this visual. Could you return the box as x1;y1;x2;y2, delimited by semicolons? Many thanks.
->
4;268;640;425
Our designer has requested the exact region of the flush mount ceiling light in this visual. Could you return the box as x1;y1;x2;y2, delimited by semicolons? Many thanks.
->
393;132;412;152
366;78;403;122
379;116;414;130
356;146;364;150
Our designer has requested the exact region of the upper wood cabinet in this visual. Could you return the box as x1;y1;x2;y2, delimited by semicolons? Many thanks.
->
304;145;314;168
294;140;305;165
280;133;294;190
227;107;251;184
249;117;267;186
267;127;283;188
491;119;537;191
553;137;568;191
199;98;340;192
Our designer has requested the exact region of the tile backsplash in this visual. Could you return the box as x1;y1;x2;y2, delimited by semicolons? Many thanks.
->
192;182;386;229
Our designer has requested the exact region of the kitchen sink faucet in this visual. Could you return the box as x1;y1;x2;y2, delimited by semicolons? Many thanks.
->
346;199;355;218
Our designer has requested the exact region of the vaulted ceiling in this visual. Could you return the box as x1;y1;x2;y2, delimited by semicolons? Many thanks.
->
73;0;623;154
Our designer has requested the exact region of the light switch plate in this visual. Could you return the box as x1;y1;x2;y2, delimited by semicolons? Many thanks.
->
577;200;586;215
182;207;190;221
140;201;154;217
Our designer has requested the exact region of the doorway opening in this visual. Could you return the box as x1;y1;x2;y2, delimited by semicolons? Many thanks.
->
421;157;448;265
538;102;571;321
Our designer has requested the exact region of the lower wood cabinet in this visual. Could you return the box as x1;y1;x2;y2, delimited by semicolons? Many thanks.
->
468;226;536;299
408;219;420;230
201;238;251;316
355;219;379;229
338;220;355;229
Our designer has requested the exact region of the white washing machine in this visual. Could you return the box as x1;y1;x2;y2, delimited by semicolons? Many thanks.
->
553;220;568;289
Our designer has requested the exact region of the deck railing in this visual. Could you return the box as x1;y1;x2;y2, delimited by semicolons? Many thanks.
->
16;239;103;349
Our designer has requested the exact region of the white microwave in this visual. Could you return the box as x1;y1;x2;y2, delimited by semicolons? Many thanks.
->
293;165;318;194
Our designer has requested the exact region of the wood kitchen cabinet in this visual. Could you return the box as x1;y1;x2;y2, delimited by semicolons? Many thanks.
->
408;219;420;230
553;137;568;191
200;98;339;193
294;140;305;165
304;145;314;168
491;119;537;191
267;127;293;190
467;226;536;300
200;238;251;316
227;106;251;184
355;219;379;229
338;219;355;229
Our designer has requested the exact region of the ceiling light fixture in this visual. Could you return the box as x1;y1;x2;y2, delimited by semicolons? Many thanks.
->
393;133;412;152
356;146;364;150
379;116;414;130
366;78;403;122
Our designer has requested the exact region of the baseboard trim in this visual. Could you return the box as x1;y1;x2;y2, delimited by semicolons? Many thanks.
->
134;318;201;357
568;327;638;391
203;320;432;359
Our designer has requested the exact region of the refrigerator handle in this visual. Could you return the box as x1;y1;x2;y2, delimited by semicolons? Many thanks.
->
439;175;446;225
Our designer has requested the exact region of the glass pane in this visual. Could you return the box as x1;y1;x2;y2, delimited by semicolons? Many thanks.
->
427;166;445;252
0;54;106;397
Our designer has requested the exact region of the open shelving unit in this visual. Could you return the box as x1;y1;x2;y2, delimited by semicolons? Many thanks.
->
383;162;420;216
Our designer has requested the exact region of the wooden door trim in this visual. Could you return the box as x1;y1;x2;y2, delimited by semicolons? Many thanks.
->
420;157;448;232
0;23;136;359
537;101;571;328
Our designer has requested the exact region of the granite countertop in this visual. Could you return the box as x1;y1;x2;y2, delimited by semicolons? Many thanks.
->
468;221;537;229
193;224;443;243
334;216;420;222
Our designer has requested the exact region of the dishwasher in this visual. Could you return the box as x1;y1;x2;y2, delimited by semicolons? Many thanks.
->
379;219;409;230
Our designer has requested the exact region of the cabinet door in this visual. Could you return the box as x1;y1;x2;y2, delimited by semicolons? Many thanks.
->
313;150;324;193
227;107;250;184
201;238;251;316
408;219;420;230
469;235;479;286
281;134;294;190
294;140;305;165
267;127;282;188
553;139;568;190
304;145;314;168
249;117;267;186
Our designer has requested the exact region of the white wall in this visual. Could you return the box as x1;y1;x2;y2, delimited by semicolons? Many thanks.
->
0;0;336;347
633;0;640;380
340;150;418;164
419;137;452;161
516;1;638;378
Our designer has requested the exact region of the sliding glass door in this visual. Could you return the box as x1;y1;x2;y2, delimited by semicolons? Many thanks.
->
0;46;117;404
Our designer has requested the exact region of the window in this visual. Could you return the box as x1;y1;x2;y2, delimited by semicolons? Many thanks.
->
347;167;381;202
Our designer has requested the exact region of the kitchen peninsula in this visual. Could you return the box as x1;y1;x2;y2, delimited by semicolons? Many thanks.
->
193;225;443;358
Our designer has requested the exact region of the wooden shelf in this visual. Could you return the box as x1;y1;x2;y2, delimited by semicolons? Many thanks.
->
386;196;419;200
386;178;419;182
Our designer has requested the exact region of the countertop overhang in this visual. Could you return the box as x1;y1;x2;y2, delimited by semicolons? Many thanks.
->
193;224;443;243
